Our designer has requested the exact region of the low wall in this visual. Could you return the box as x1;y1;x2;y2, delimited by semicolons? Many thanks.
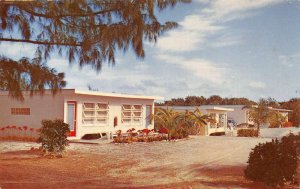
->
260;127;300;138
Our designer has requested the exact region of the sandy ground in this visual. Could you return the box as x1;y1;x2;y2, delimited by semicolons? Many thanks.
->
0;136;299;189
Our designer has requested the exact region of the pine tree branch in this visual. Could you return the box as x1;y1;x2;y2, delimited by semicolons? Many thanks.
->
17;4;119;19
0;38;82;47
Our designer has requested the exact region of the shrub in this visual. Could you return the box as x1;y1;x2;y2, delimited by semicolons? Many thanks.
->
209;132;225;136
237;129;258;137
283;122;293;128
81;133;101;140
113;133;168;144
37;119;70;156
244;133;300;188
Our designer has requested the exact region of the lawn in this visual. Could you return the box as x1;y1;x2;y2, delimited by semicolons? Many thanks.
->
0;136;298;189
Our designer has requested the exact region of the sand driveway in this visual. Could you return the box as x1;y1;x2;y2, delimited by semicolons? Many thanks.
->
0;136;297;188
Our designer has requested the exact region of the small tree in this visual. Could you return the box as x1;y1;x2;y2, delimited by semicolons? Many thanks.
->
246;99;271;135
154;108;209;139
154;108;182;140
155;108;194;140
38;119;70;156
185;108;209;135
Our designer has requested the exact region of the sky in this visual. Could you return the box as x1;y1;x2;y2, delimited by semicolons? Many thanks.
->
1;0;300;102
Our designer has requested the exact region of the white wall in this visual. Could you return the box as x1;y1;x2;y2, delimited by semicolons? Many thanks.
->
64;94;154;138
0;92;65;128
227;109;248;125
260;127;300;138
203;109;228;135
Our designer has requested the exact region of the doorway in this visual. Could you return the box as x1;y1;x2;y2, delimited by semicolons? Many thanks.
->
67;101;77;137
146;105;152;129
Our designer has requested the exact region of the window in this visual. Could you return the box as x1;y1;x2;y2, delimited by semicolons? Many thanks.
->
209;113;217;128
209;113;226;128
11;108;30;115
121;104;143;125
219;114;226;128
82;103;109;125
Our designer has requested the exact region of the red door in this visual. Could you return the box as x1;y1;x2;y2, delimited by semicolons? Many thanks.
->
67;101;77;137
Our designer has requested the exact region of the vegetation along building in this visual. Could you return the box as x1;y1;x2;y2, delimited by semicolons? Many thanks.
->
158;105;234;136
216;105;291;127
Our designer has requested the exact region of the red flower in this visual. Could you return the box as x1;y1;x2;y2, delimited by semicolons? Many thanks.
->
6;126;11;129
18;127;22;131
29;128;34;132
158;127;168;134
0;128;5;131
23;126;28;130
127;129;132;133
142;129;150;134
11;125;17;129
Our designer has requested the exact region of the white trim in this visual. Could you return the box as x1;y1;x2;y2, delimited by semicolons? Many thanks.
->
268;107;292;112
205;107;234;111
75;90;163;100
0;89;163;100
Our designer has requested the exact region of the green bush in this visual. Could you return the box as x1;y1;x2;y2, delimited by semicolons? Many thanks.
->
244;133;300;188
237;129;258;137
37;119;70;156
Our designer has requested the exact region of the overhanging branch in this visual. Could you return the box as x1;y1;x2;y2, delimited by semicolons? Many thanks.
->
0;38;82;47
17;4;119;19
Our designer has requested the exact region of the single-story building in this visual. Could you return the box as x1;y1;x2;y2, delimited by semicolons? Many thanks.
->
214;105;292;127
0;89;162;139
157;105;234;136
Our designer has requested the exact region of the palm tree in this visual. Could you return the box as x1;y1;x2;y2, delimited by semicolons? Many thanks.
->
154;108;182;140
154;107;210;139
245;99;270;136
186;108;210;135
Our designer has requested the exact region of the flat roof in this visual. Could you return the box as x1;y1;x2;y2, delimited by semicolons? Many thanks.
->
0;89;164;100
269;107;292;112
204;107;234;111
157;105;234;112
74;89;163;100
199;105;234;111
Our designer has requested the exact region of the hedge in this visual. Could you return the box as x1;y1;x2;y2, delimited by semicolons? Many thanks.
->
237;129;258;137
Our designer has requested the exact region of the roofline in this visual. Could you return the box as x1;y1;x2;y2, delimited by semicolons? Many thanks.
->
0;89;164;100
156;105;234;111
74;89;164;100
205;107;234;111
269;107;292;112
157;105;291;112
